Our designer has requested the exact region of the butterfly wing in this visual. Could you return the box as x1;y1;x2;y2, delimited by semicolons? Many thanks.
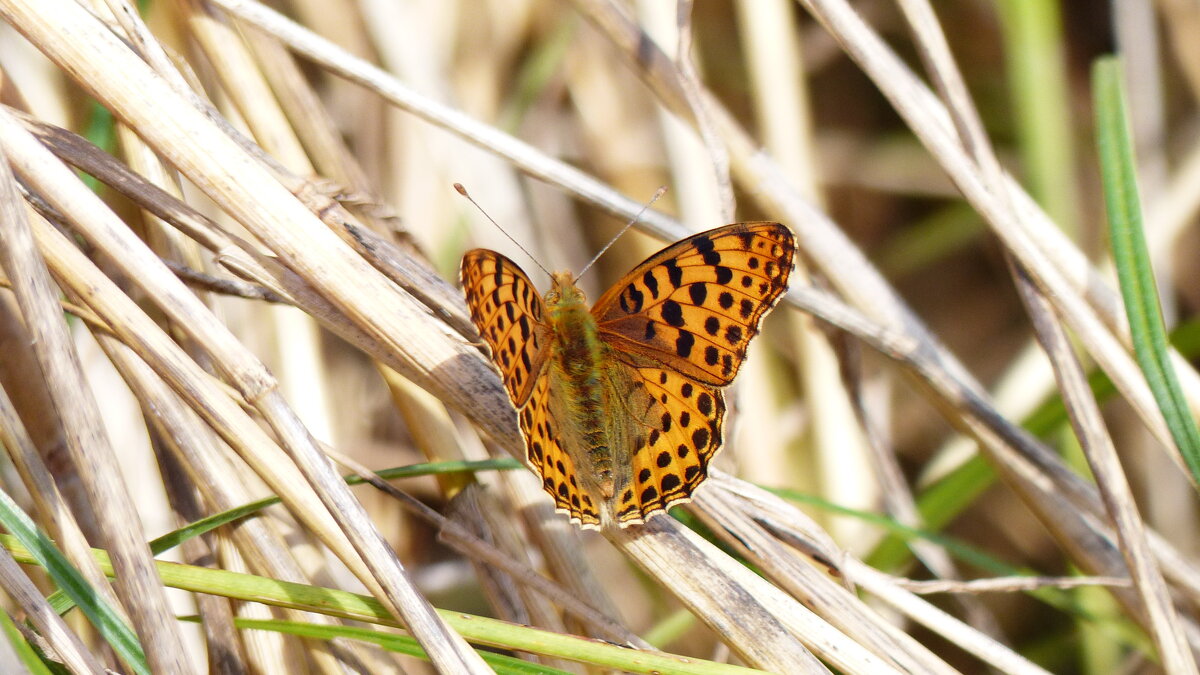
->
611;362;725;525
461;250;601;527
592;222;795;386
460;249;550;407
519;375;602;527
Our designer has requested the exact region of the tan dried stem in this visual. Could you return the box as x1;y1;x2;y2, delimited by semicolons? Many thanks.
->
894;0;1195;667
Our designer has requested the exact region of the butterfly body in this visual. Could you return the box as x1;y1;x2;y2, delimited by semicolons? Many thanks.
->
462;222;795;529
542;272;617;500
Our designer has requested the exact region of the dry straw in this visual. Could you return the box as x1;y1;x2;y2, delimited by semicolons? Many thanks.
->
0;0;1197;673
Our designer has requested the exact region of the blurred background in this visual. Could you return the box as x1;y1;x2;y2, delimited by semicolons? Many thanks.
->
2;0;1200;672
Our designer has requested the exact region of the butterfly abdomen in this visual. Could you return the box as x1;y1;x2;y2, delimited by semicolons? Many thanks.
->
546;273;616;498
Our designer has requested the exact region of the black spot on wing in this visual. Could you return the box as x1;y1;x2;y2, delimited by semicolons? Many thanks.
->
704;316;720;336
662;300;685;327
643;270;660;298
692;235;721;265
675;331;695;357
620;284;644;314
664;259;683;288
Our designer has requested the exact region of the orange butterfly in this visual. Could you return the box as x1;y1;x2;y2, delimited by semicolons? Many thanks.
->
461;223;795;529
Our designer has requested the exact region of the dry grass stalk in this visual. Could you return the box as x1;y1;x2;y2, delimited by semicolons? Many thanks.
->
893;0;1194;668
0;118;194;671
0;0;1196;673
1;0;493;669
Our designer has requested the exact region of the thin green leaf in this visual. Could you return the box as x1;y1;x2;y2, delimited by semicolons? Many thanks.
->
143;458;521;556
767;489;1149;652
867;318;1200;572
0;490;148;674
1093;55;1200;487
49;458;523;614
995;0;1080;234
195;616;570;675
0;609;57;675
8;535;761;675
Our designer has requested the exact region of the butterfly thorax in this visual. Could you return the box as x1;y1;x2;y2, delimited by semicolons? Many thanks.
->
544;272;616;499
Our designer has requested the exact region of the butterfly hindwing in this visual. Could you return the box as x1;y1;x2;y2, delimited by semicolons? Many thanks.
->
612;364;725;525
519;375;601;527
460;250;549;407
591;222;795;387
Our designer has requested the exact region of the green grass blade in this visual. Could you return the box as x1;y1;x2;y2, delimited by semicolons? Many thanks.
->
202;617;571;675
1093;55;1200;487
0;489;148;674
866;318;1200;572
768;489;1149;652
145;458;521;555
995;0;1080;235
50;458;524;613
8;535;765;675
0;609;57;675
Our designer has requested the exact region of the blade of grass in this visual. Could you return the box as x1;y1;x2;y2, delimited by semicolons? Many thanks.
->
144;458;523;557
765;488;1150;653
995;0;1080;236
46;458;525;615
195;617;572;675
8;535;766;675
0;489;148;674
867;319;1200;572
1094;55;1200;487
0;609;55;675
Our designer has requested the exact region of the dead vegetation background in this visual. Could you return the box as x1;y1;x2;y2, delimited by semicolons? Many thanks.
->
0;0;1198;673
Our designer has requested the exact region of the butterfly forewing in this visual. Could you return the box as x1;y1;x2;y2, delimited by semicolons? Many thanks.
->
591;222;795;386
460;249;549;407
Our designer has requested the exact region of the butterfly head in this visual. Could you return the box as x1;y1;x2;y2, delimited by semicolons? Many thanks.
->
546;271;587;308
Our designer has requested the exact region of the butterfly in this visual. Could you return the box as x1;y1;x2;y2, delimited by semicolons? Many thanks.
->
461;222;795;529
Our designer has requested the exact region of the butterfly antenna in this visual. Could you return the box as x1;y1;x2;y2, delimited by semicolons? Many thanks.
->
574;186;668;283
455;183;553;278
